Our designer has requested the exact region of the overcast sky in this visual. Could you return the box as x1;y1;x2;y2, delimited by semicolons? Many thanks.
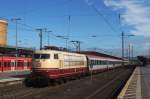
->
0;0;150;56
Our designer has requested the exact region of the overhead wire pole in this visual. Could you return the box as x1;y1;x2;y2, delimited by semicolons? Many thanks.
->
11;18;21;72
132;45;133;59
131;44;134;64
36;28;46;50
47;30;52;46
149;46;150;58
56;35;69;50
126;48;129;59
78;41;81;52
121;32;135;63
70;40;81;52
88;4;125;60
128;43;131;61
67;15;71;50
119;13;125;66
122;32;124;59
67;0;71;50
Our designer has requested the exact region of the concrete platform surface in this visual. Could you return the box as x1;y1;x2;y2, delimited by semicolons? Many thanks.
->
0;71;30;80
141;65;150;99
117;66;142;99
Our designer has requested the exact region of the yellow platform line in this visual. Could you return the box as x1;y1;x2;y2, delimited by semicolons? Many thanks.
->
117;67;137;99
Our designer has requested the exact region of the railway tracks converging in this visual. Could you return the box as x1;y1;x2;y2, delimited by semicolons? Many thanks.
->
0;67;135;99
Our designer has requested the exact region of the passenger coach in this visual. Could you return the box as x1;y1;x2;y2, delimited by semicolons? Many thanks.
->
0;56;32;72
86;55;122;73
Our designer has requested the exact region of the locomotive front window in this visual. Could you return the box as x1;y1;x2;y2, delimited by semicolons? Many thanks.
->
34;54;50;59
41;54;50;59
34;54;41;59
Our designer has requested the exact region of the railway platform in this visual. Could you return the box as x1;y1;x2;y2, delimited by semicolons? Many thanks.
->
0;71;30;86
117;65;150;99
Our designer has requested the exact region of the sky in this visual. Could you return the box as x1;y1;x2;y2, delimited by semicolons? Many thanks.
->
0;0;150;57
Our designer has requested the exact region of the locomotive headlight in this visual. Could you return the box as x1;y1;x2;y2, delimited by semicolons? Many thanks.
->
34;62;41;67
37;63;41;67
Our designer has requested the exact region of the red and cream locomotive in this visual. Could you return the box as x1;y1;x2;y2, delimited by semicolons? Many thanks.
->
25;48;125;86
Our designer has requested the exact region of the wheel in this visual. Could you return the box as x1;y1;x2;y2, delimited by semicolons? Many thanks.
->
35;76;49;87
24;75;33;87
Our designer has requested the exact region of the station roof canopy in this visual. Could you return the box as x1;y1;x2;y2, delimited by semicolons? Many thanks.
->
0;45;34;57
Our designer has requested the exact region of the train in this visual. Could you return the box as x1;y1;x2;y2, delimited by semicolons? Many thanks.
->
0;56;32;72
25;49;127;86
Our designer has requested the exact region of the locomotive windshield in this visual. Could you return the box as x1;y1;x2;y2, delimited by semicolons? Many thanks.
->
34;54;50;59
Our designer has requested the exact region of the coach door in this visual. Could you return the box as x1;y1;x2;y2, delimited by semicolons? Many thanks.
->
24;60;27;70
89;60;93;70
11;60;15;71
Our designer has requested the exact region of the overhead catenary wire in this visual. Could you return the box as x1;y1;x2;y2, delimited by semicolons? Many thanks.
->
1;0;123;50
4;19;122;55
88;5;118;33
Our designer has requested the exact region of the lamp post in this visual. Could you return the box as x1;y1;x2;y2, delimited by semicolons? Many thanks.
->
11;18;21;71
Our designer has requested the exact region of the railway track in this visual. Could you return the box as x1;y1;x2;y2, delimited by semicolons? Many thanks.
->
0;67;135;99
85;68;133;99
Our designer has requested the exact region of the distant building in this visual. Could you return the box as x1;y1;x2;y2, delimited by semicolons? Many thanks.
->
0;19;8;46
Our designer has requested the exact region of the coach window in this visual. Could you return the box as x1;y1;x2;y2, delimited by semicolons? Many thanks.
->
93;60;95;65
27;62;30;67
91;60;93;65
24;62;27;67
0;62;1;67
54;54;59;59
99;61;101;65
4;62;7;67
101;61;103;65
98;61;100;65
109;61;111;65
11;62;15;67
104;61;107;65
8;62;11;67
90;60;93;65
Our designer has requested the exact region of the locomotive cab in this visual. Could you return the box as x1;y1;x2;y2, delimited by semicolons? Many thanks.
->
33;51;62;69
